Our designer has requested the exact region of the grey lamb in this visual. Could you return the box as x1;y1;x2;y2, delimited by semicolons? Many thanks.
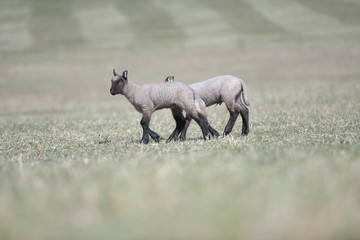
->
165;75;250;142
110;69;219;144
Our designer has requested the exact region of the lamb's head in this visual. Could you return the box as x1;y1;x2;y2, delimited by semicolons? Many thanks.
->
165;76;175;82
110;69;128;95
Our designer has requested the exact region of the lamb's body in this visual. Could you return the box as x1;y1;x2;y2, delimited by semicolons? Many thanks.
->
190;75;249;107
110;70;217;144
167;75;250;142
124;82;205;116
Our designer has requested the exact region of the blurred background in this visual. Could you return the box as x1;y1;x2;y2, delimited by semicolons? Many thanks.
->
1;0;359;116
1;1;360;239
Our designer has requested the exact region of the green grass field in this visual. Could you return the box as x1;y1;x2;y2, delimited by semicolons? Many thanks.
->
1;0;360;239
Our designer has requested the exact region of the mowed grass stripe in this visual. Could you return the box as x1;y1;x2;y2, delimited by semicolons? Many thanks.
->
29;0;84;50
203;0;290;39
300;0;360;26
155;0;239;48
246;0;358;36
117;0;186;48
74;5;133;49
0;6;33;52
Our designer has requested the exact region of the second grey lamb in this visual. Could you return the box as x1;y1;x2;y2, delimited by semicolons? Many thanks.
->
166;75;250;142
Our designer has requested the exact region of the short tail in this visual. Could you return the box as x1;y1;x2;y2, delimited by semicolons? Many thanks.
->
240;80;250;107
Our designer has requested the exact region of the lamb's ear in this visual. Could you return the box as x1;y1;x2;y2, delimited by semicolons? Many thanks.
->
113;69;119;76
122;70;128;80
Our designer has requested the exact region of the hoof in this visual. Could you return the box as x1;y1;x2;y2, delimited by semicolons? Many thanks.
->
140;139;149;144
166;133;179;143
152;135;161;143
212;132;220;138
241;128;249;136
223;130;231;136
167;136;178;143
149;131;161;142
166;130;181;143
179;135;186;141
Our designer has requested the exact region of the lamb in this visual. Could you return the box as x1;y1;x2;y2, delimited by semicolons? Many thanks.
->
165;75;250;142
110;69;219;144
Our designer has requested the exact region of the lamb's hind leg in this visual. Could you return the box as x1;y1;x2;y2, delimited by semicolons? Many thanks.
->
181;118;219;140
223;112;239;136
223;98;239;136
223;94;250;136
239;105;249;135
185;111;216;141
192;116;211;140
183;97;212;140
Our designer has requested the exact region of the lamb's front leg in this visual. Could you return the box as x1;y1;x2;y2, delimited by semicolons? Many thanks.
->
192;116;211;140
179;114;192;141
166;107;186;143
140;112;161;143
140;113;152;144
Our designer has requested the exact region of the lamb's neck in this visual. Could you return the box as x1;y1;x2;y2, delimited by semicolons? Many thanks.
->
122;81;140;105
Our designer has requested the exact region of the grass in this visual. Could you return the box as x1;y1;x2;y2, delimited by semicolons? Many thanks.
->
1;0;360;239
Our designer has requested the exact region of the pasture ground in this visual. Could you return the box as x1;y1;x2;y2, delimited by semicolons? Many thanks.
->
1;0;360;239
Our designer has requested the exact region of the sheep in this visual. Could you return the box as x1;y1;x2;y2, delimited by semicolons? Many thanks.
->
166;75;250;142
110;69;219;144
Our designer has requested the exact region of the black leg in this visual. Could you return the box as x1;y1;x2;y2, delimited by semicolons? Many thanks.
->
209;125;219;138
179;114;192;141
140;115;151;144
240;107;249;135
180;114;217;140
148;128;161;142
193;116;210;140
166;107;186;142
223;112;239;136
166;129;179;143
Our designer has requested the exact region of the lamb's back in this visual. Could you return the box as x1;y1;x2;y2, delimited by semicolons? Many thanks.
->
190;75;242;106
143;82;194;110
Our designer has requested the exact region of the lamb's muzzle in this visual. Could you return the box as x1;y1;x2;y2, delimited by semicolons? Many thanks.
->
110;69;127;95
